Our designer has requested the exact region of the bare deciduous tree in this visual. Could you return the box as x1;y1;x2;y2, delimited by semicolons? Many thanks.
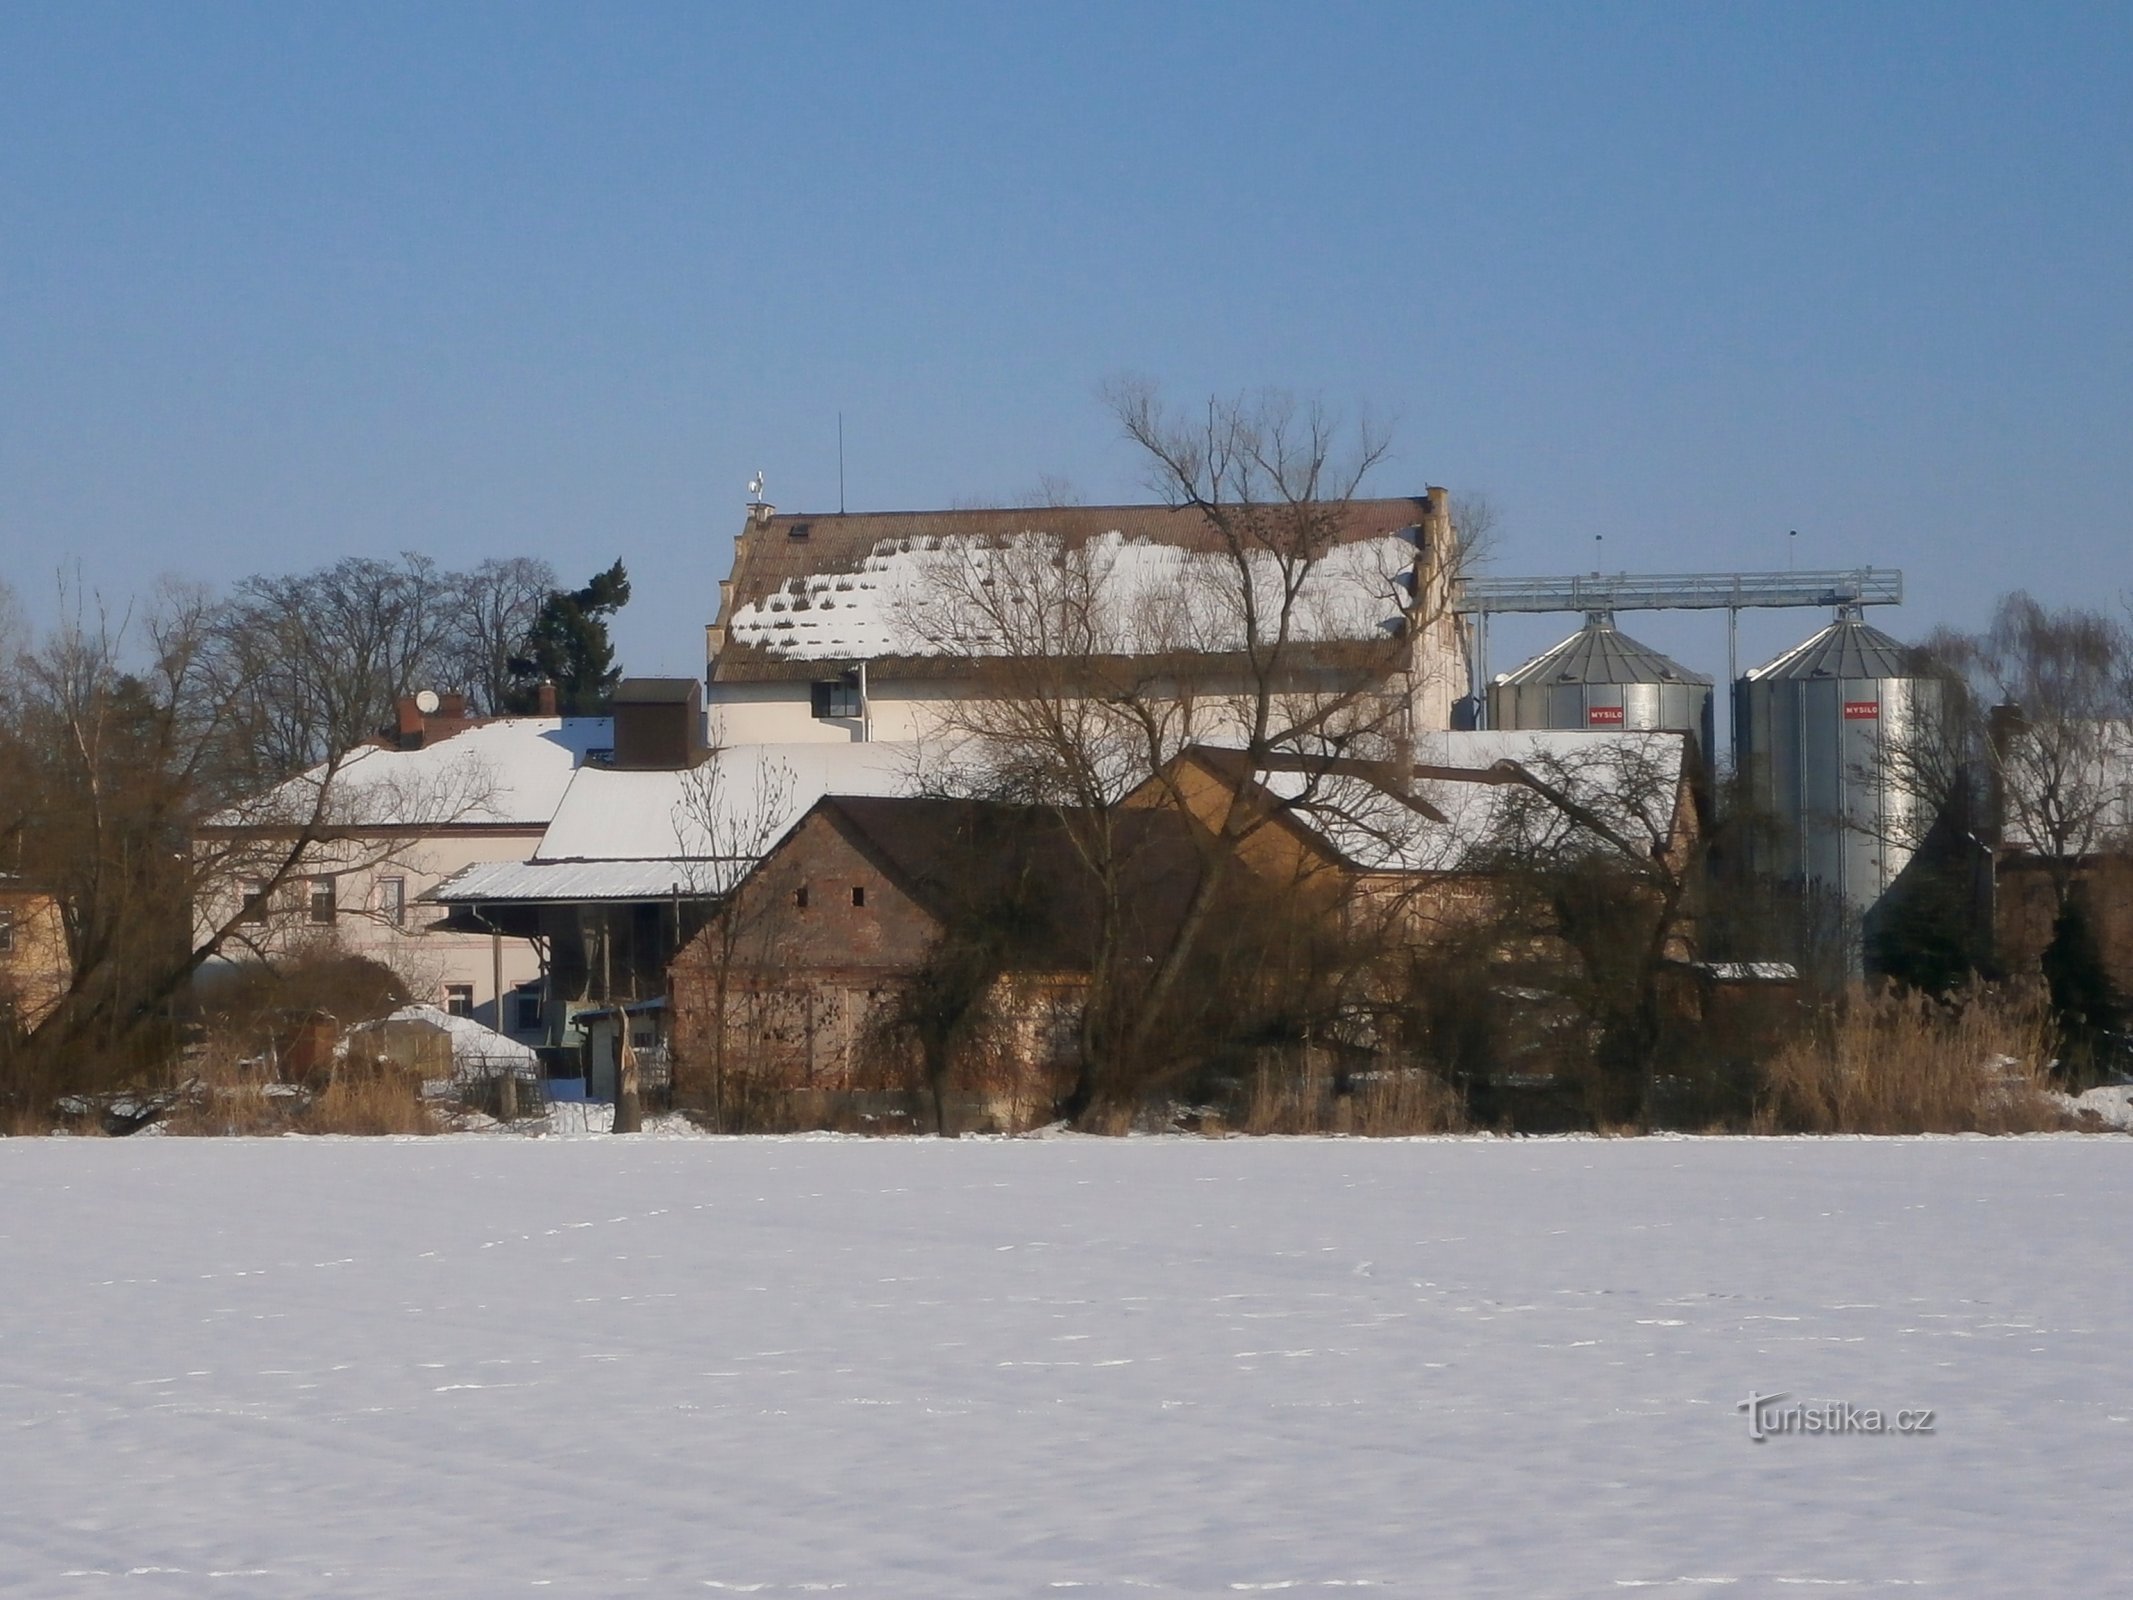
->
667;752;799;1131
0;584;493;1125
901;384;1470;1126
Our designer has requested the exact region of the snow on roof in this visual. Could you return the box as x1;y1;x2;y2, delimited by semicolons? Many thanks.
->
427;858;710;903
210;718;613;830
346;1004;538;1072
429;742;931;904
535;741;922;861
723;529;1421;664
1197;731;1693;876
1697;962;1800;982
1410;730;1690;866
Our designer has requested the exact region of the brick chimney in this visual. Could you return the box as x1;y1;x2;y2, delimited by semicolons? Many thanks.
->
394;695;426;750
388;690;479;750
535;680;558;717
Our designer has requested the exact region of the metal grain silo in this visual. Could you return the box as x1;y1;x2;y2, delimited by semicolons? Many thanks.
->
1734;609;1942;918
1489;612;1716;753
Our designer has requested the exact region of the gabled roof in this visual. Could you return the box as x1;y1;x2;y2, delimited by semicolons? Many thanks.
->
1152;733;1695;875
711;498;1435;683
789;794;1210;972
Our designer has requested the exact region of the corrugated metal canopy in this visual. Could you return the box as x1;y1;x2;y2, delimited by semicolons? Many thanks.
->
1496;617;1711;688
424;858;739;904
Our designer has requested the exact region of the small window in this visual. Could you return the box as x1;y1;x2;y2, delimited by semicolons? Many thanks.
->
788;521;812;541
378;876;407;927
445;983;474;1018
810;679;861;719
515;988;545;1032
307;877;337;925
0;912;13;954
795;885;810;909
850;885;866;907
239;880;269;925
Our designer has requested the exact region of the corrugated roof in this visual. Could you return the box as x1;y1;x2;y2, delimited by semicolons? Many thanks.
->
1744;616;1917;683
1496;617;1710;688
426;859;723;903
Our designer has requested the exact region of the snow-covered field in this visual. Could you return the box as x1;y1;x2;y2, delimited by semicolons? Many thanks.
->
3;1135;2126;1598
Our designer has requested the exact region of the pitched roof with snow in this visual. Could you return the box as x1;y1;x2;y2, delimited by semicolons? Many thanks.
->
207;717;614;831
346;1004;538;1072
711;500;1434;682
426;741;929;904
1172;732;1693;875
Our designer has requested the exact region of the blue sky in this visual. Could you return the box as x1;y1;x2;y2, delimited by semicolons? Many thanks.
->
3;2;2128;683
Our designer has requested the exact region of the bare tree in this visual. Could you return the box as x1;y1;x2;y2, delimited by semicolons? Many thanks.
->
445;557;560;715
901;384;1467;1126
0;584;492;1124
666;751;799;1131
1439;733;1705;1126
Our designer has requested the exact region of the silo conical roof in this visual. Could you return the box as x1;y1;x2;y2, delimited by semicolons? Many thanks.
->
1496;616;1711;688
1744;615;1914;682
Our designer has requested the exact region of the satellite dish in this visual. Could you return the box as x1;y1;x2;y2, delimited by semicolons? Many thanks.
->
414;689;440;714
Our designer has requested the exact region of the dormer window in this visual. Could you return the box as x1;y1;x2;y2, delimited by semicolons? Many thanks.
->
788;522;812;541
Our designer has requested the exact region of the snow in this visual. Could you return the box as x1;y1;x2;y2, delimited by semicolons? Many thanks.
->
2062;1083;2133;1130
725;530;1420;661
3;1135;2126;1597
210;718;612;830
533;742;923;861
428;743;930;904
346;1005;539;1074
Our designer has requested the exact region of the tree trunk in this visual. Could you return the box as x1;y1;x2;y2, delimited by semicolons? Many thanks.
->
612;1027;643;1134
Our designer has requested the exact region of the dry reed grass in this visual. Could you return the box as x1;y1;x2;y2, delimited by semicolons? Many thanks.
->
160;1044;436;1137
1757;981;2065;1135
1240;1062;1467;1135
298;1069;436;1136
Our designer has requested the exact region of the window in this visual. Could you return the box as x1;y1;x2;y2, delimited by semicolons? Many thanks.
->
444;984;474;1018
515;988;545;1032
787;521;812;541
794;885;810;909
378;876;407;927
850;885;866;907
0;912;13;953
810;679;861;720
306;877;336;925
239;880;269;925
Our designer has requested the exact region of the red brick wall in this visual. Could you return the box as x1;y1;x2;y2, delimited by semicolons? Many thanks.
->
667;812;1086;1126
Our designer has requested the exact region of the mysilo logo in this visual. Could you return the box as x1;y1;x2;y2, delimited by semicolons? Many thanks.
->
1587;705;1625;725
1843;699;1881;720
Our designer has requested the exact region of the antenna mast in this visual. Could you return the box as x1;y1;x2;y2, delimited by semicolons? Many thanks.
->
837;412;846;515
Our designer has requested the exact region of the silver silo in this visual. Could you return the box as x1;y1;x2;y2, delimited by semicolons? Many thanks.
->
1734;609;1942;917
1489;612;1716;755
